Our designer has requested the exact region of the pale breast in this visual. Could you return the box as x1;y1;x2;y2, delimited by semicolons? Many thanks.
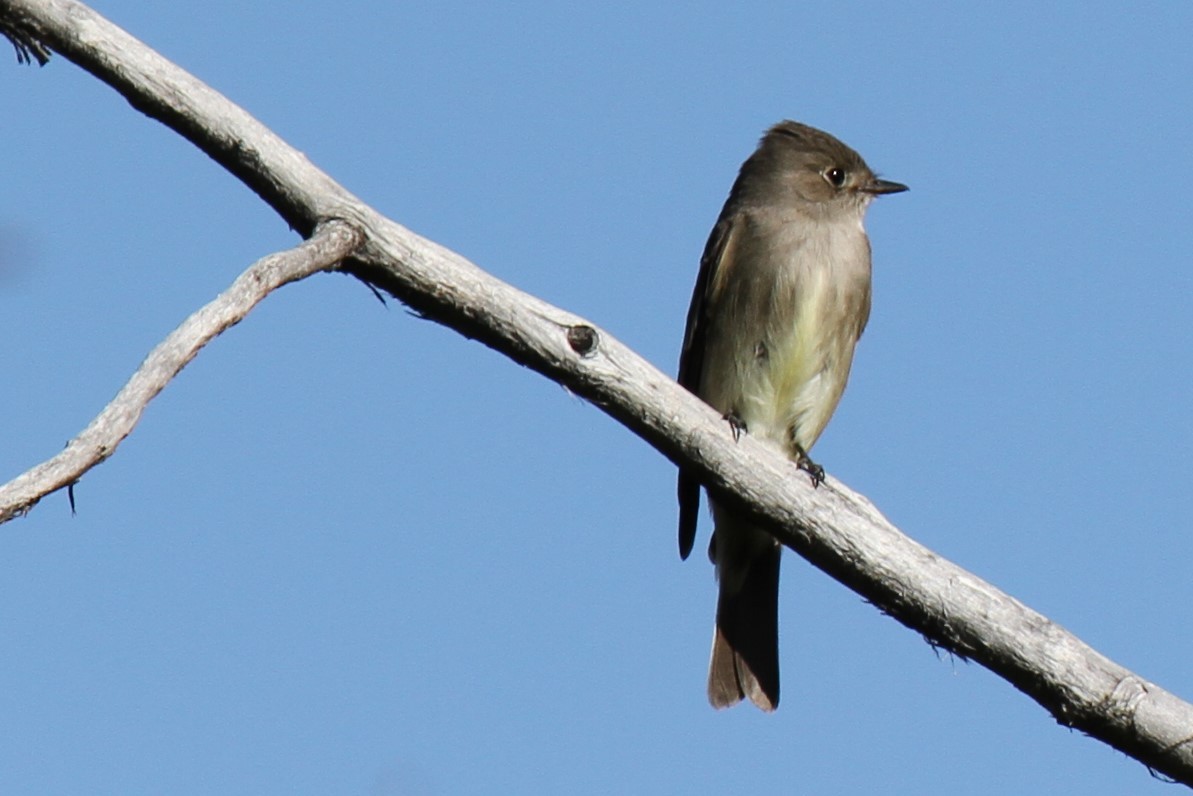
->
698;208;872;453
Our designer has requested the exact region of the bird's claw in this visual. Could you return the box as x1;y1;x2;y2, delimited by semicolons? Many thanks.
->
724;411;748;442
793;445;825;488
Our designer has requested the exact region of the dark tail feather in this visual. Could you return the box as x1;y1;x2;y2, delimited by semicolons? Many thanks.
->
707;544;781;711
677;469;700;560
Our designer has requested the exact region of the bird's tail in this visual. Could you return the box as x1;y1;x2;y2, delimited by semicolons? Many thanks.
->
707;540;781;711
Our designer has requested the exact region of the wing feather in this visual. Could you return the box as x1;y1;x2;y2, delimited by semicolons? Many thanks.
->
676;214;740;560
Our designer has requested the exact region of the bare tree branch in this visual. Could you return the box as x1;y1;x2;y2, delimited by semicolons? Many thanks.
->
0;220;364;522
2;0;1191;785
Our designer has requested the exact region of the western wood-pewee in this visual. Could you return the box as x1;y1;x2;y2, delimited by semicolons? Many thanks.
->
676;120;906;710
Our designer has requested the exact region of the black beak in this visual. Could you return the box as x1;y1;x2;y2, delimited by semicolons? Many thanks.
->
862;178;909;195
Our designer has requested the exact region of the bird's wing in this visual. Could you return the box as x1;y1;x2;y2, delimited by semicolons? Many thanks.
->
676;212;740;560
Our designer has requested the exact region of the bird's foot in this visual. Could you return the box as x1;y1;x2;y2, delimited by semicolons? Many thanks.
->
793;445;825;488
724;411;748;442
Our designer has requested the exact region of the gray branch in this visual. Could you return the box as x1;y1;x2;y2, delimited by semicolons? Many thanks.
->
2;0;1190;785
0;220;363;522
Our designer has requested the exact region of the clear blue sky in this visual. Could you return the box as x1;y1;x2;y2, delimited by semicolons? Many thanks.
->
3;1;1192;793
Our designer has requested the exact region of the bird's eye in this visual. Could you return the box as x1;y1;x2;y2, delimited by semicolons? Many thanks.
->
823;167;847;188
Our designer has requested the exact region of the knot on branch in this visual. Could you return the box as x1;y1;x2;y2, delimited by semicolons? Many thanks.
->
566;324;598;357
1104;675;1149;727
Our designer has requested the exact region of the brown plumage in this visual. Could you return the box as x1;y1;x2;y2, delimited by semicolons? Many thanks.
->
677;121;906;710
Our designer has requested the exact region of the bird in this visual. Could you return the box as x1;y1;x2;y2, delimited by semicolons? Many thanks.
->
676;120;906;710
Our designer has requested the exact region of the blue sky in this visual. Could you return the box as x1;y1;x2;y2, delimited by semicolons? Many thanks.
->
3;1;1192;793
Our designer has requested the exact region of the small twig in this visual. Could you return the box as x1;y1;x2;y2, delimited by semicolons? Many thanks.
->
1;16;51;65
0;220;363;522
